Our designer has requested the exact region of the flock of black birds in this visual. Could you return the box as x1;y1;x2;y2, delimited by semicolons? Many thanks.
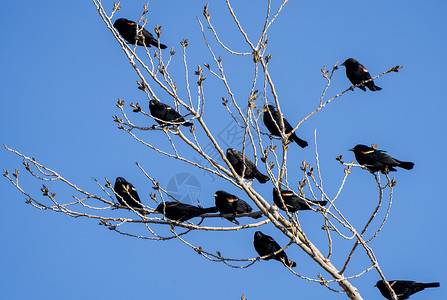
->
111;17;439;299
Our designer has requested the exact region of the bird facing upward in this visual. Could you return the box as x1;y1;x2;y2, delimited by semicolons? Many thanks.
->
114;177;143;211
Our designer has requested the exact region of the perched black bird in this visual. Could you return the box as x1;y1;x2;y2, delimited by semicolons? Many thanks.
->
155;201;218;222
226;148;269;184
253;231;296;268
341;58;382;92
113;18;167;49
350;144;414;173
213;190;261;225
273;188;327;213
263;105;308;148
114;177;144;211
149;100;193;127
375;280;440;300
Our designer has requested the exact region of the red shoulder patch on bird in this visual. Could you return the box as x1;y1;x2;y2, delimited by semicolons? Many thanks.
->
281;192;293;197
226;197;238;202
389;281;396;287
359;64;368;72
127;22;136;25
361;150;374;154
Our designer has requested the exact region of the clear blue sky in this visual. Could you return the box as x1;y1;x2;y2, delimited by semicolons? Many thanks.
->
1;1;446;299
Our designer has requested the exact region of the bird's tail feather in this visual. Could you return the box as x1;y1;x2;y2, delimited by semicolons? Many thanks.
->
203;206;219;213
289;260;297;268
397;160;414;170
255;172;270;184
291;134;308;148
281;257;296;268
367;83;382;91
423;282;440;288
226;217;240;225
311;200;327;207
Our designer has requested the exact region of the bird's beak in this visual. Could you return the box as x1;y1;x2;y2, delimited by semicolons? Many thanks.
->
341;62;345;66
373;283;377;287
348;148;354;152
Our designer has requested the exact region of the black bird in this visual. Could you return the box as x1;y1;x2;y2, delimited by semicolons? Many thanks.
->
253;231;296;268
375;280;440;300
149;100;193;127
350;144;414;173
226;148;269;184
213;190;261;225
263;105;308;148
155;201;218;222
341;58;382;92
273;188;327;213
113;18;167;49
114;177;144;211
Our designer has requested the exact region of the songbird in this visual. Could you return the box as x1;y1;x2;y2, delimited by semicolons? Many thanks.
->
226;148;269;184
113;18;167;49
341;58;381;91
114;177;144;211
253;231;296;268
155;201;218;222
263;105;308;148
350;144;414;173
375;280;440;300
213;190;261;225
273;188;327;213
149;99;193;127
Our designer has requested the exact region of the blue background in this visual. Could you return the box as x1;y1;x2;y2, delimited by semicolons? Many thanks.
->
1;1;445;299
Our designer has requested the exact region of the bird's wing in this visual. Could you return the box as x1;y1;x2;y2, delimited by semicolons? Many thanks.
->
378;153;400;165
359;64;368;73
226;196;238;202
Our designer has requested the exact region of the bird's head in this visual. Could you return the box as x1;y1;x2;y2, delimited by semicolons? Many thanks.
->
149;99;158;108
226;148;236;156
349;144;374;155
254;231;264;240
113;18;132;29
341;58;358;68
154;202;166;214
115;177;127;184
266;104;276;111
213;190;225;198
